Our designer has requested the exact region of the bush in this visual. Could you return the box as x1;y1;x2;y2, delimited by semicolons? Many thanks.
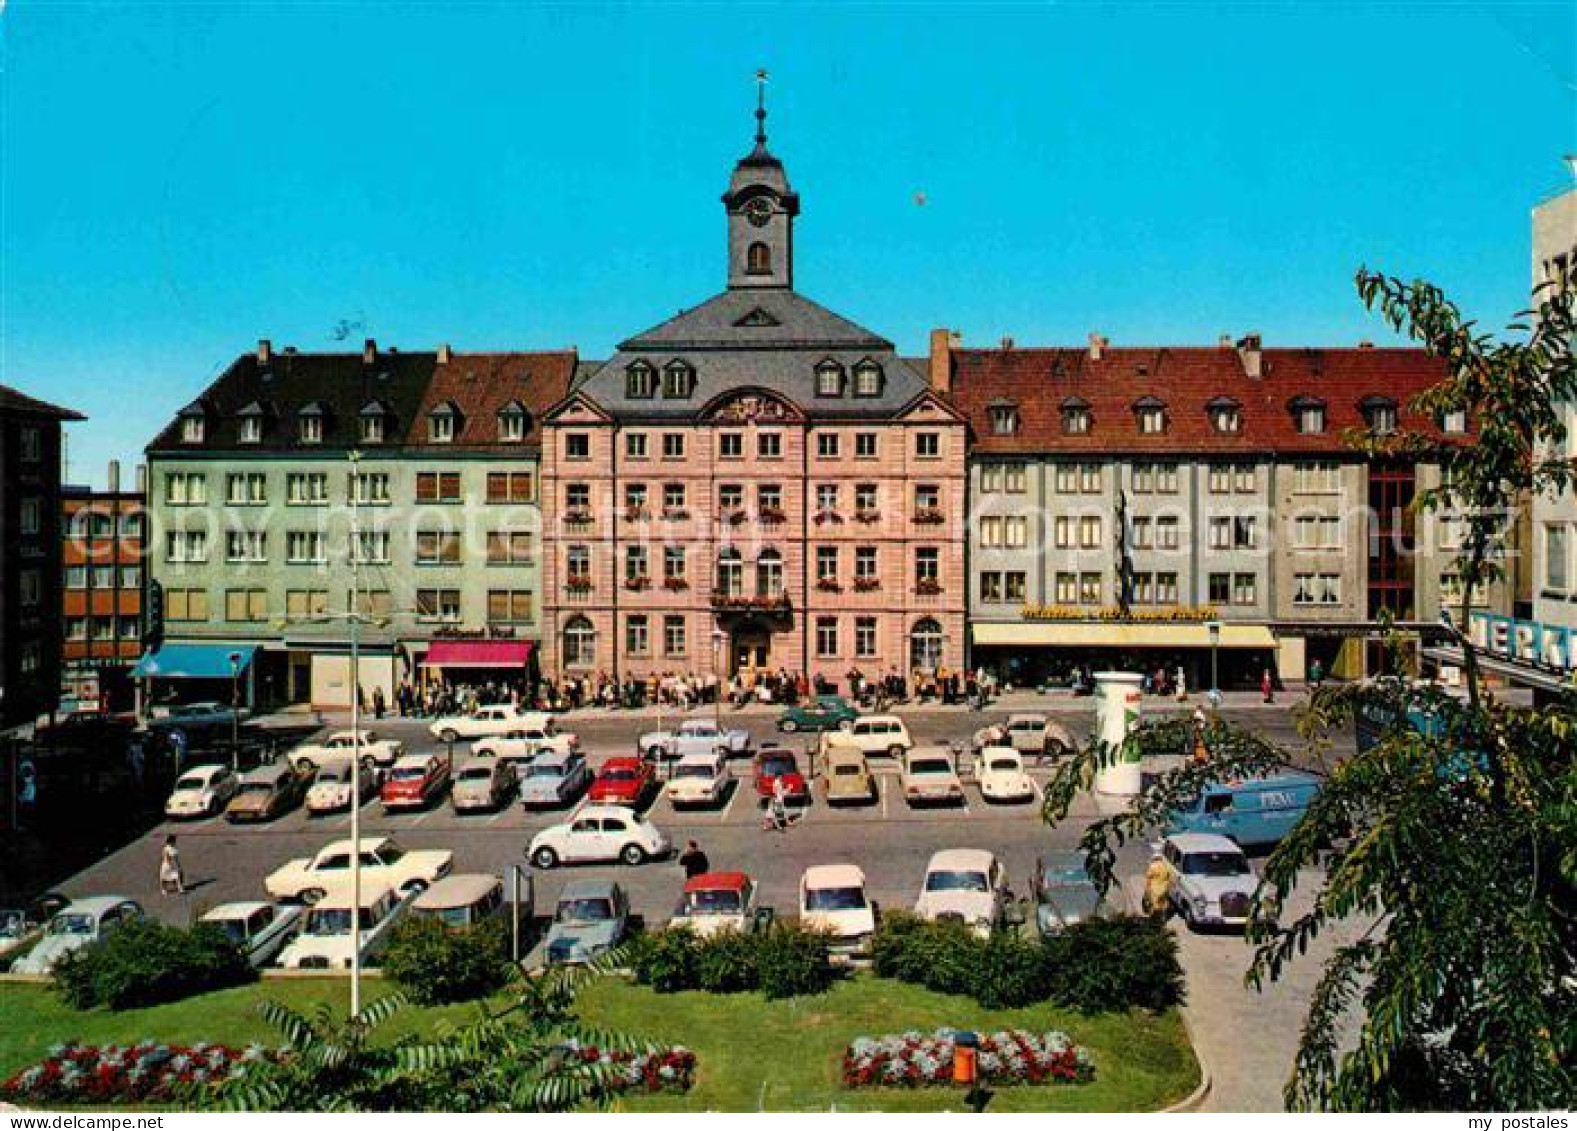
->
1043;915;1185;1013
52;920;253;1011
754;922;835;1000
694;928;760;993
870;912;980;997
382;918;510;1005
626;926;702;993
972;931;1055;1009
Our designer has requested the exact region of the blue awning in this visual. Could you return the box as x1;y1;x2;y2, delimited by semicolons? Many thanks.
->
132;643;258;680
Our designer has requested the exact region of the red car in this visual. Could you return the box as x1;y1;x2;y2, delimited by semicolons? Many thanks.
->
753;747;809;802
587;757;655;807
381;753;451;811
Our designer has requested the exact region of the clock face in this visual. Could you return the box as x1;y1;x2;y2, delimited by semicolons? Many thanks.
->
745;197;773;228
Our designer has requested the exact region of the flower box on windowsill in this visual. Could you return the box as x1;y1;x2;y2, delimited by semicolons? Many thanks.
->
563;508;594;525
912;507;945;525
757;506;787;523
662;577;690;592
661;508;690;522
624;576;651;591
725;509;750;526
813;510;843;525
565;576;593;593
852;577;881;593
854;509;882;524
816;578;843;593
914;578;943;596
711;591;792;612
624;506;650;522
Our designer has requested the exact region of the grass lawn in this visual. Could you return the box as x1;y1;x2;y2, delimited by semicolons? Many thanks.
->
0;977;1198;1113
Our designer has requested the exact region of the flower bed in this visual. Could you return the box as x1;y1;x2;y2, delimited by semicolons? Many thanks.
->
563;1042;697;1094
842;1029;1093;1090
1;1041;272;1105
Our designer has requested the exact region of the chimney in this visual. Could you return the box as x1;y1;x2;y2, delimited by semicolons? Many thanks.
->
1087;332;1108;361
1218;333;1233;348
135;463;147;495
999;336;1015;350
256;338;272;364
283;345;297;355
1357;339;1374;349
1236;333;1263;378
107;460;121;493
363;338;377;365
437;343;452;365
928;328;958;395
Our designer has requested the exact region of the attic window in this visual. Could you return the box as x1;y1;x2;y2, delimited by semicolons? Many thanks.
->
1361;395;1398;436
1133;397;1167;435
626;360;657;399
853;359;883;398
1061;397;1090;436
816;360;845;397
429;403;459;443
237;404;265;445
360;415;384;444
1440;408;1467;435
1288;395;1326;435
989;400;1020;435
1207;397;1242;435
662;360;695;399
498;403;527;442
298;404;325;444
180;415;205;444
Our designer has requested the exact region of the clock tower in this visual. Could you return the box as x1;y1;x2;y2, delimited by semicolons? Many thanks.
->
722;73;799;289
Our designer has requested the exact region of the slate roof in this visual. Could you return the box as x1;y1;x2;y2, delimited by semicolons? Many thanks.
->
617;288;891;352
949;344;1454;456
0;384;84;421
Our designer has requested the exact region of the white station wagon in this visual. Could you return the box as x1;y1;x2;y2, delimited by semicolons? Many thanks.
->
665;750;732;807
836;715;913;759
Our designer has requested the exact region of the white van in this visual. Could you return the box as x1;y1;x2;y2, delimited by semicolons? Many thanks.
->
837;715;913;758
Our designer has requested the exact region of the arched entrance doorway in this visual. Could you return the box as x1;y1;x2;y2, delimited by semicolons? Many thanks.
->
730;621;771;676
910;617;944;674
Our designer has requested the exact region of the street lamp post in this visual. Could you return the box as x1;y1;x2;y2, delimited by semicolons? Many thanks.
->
1207;620;1221;704
712;628;725;730
227;652;241;770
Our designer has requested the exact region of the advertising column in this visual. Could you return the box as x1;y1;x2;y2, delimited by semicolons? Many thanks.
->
1093;671;1144;796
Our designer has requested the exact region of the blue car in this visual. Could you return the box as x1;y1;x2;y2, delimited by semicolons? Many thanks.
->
544;879;629;966
1166;771;1320;848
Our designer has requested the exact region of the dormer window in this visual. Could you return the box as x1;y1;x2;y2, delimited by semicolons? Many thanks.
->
1133;396;1167;435
1060;397;1090;436
298;403;325;444
1289;395;1326;435
1207;397;1242;434
1361;395;1398;436
180;413;205;444
816;360;845;397
359;402;388;445
662;360;695;400
498;401;527;442
626;360;657;399
1440;408;1467;435
853;359;883;398
746;242;772;275
989;399;1020;435
429;402;459;443
236;402;265;444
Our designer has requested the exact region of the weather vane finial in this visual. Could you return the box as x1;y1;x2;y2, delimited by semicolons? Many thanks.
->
754;68;769;146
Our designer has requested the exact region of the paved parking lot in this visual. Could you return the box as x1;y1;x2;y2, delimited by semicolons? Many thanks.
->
43;695;1352;1111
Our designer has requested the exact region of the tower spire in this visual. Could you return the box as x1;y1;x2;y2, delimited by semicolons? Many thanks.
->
754;68;769;148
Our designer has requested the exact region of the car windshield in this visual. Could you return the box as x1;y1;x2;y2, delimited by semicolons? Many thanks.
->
805;886;866;912
389;765;427;781
833;764;861;776
675;763;714;779
603;768;640;781
48;914;95;936
925;870;989;893
1040;862;1089;887
0;911;26;938
528;763;565;779
209;918;248;945
316;767;350;785
1181;851;1252;877
685;889;742;914
556;898;613;923
760;757;795;777
458;767;494;782
305;907;376;935
236;782;273;796
910;759;952;776
415;906;475;928
987;758;1019;773
173;774;209;791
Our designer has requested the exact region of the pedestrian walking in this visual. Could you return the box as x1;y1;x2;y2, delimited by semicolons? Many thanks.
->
1308;658;1324;691
1142;850;1174;917
159;835;185;895
1261;667;1275;704
373;686;386;720
762;776;792;833
678;840;711;878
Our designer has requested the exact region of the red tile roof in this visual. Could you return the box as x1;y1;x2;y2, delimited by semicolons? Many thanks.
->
948;344;1452;456
403;350;578;453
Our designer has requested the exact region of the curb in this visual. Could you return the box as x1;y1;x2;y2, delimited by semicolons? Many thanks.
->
1162;1007;1213;1113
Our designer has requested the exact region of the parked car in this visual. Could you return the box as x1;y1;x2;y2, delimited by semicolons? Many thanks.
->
1157;833;1261;931
901;747;965;806
305;759;382;815
277;883;412;969
518;749;594;809
450;757;517;814
33;711;136;751
638;719;752;761
147;701;248;745
798;864;875;959
1166;771;1320;848
587;756;657;807
752;746;809;803
665;749;732;808
1003;714;1052;757
817;745;875;805
429;705;551;744
12;896;145;975
914;849;1010;937
471;720;578;762
976;747;1035;804
0;892;67;967
776;695;858;733
543;879;630;966
265;835;453;904
837;715;913;758
164;763;239;819
199;901;305;967
526;805;670;868
380;753;452;811
410;873;522;930
291;729;404;772
225;761;311;824
1032;851;1109;937
670;872;768;938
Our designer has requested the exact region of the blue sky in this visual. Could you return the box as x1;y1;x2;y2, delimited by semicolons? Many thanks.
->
2;2;1572;484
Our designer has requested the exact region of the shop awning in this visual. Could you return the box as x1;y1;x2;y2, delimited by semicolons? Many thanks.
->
972;623;1277;650
422;641;534;669
132;643;258;679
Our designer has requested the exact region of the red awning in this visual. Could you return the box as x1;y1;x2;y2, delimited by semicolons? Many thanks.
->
422;641;534;669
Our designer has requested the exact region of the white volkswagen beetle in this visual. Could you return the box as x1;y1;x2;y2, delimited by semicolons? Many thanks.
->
976;747;1036;804
164;764;239;819
526;805;670;869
